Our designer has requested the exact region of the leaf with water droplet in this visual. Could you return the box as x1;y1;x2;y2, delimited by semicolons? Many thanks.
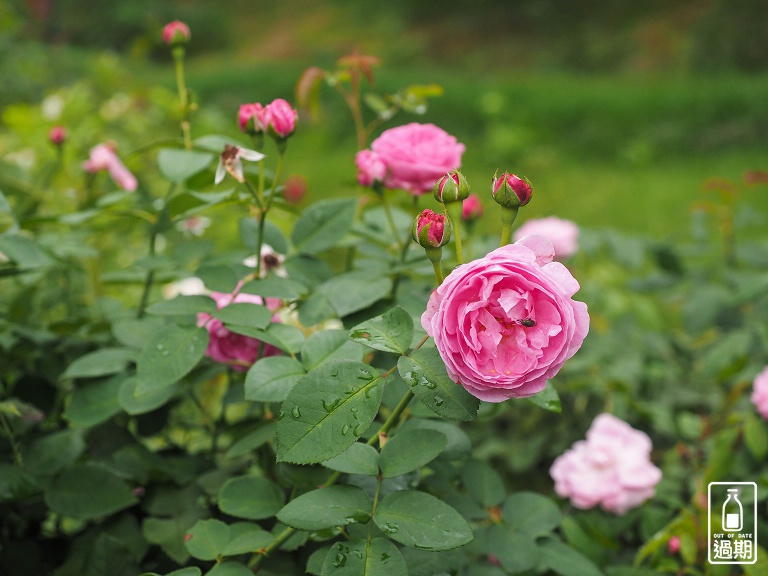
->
245;356;306;403
348;305;414;354
320;538;406;576
136;324;209;395
341;424;350;436
276;485;371;531
291;406;301;418
321;442;379;476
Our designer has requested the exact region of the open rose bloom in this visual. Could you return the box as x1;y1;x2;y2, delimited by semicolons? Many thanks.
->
513;216;580;260
549;413;662;515
422;235;588;402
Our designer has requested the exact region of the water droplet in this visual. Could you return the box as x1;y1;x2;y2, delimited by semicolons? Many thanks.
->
434;395;444;407
350;407;358;413
357;369;373;380
381;553;391;561
156;344;165;351
330;368;339;378
381;522;399;535
291;406;301;418
322;399;340;413
353;424;364;436
332;553;346;568
364;386;374;399
277;411;285;421
423;380;437;390
341;424;350;435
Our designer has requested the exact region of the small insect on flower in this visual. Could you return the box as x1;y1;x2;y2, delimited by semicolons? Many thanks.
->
515;318;537;327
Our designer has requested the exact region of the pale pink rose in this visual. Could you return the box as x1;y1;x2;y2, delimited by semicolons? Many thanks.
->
263;99;298;139
82;143;137;191
751;365;768;419
513;217;580;260
355;150;387;187
550;413;662;515
461;194;484;221
367;123;465;195
197;290;280;371
238;103;266;134
162;20;190;46
421;235;589;402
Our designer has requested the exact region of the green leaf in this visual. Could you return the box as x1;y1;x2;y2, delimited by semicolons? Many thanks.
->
217;476;285;520
379;429;446;478
276;361;385;464
241;275;307;300
525;381;562;413
486;525;538;573
307;545;333;576
62;348;135;379
136;324;209;394
301;329;365;371
64;374;124;428
245;356;305;403
537;537;605;576
225;423;276;459
502;492;562;537
118;376;178;415
158;148;214;184
348;306;414;354
0;235;51;268
277;485;372;530
292;198;357;254
141;569;202;576
461;460;505;507
146;295;217;316
112;317;166;349
220;522;272;556
320;538;407;576
45;465;139;520
398;347;480;421
321;442;379;476
215;303;272;329
204;561;253;576
184;519;230;561
744;412;768;459
400;548;465;576
315;271;393;318
24;430;85;478
228;323;305;355
373;490;473;551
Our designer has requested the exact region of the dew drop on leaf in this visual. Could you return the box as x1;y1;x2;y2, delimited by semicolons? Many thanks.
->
341;424;350;435
434;395;444;407
291;406;301;418
332;553;346;568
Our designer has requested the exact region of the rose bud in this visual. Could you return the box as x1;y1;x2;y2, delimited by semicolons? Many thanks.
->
492;172;533;209
462;194;484;221
412;209;452;249
238;102;266;135
668;536;681;555
162;20;191;46
434;169;470;204
49;125;67;147
263;98;298;140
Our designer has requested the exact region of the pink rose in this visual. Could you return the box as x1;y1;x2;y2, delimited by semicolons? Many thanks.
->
263;98;298;139
238;102;266;134
668;536;681;555
355;150;387;187
367;123;465;195
751;365;768;419
513;217;580;260
421;235;589;402
549;413;662;515
162;20;190;46
49;125;67;146
82;143;137;192
461;194;484;221
197;290;280;371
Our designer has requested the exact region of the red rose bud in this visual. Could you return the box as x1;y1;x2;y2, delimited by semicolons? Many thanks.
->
433;170;470;204
283;174;308;204
49;125;67;147
492;172;533;209
412;209;452;249
667;536;681;555
162;20;190;46
462;194;484;221
238;103;266;135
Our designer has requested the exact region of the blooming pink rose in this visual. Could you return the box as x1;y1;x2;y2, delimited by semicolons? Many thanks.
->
550;413;662;515
368;123;465;195
462;194;484;221
238;103;266;134
263;98;298;139
82;143;137;191
355;150;387;187
197;290;280;371
751;365;768;419
421;235;588;402
513;217;580;260
162;20;190;46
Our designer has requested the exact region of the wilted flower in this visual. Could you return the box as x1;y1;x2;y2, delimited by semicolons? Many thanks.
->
215;144;265;184
243;244;287;278
492;172;532;209
162;20;190;46
513;216;580;260
82;142;137;192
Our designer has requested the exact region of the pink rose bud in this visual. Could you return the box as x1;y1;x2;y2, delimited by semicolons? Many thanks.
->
751;365;768;419
492;172;533;209
513;216;580;260
422;234;588;402
433;170;470;204
668;536;681;555
263;98;298;140
355;150;387;188
550;413;662;515
162;20;190;46
283;174;307;204
82;143;138;192
462;194;484;221
412;209;452;249
49;125;67;146
238;102;266;135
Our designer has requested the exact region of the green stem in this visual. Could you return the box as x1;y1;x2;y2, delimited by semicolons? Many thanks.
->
254;151;285;278
366;389;415;447
499;206;519;247
381;189;403;247
431;260;445;285
248;526;295;570
173;48;192;150
0;412;22;467
445;202;463;264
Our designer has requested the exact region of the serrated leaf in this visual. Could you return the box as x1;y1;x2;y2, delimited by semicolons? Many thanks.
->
276;361;384;464
315;271;393;318
277;485;372;530
398;347;479;421
205;561;254;576
462;460;505;507
118;376;178;415
227;323;305;355
301;329;364;371
240;275;307;300
136;325;209;394
220;523;272;556
321;443;379;476
62;348;135;379
184;519;229;561
537;537;605;576
502;492;562;537
487;525;538;573
292;198;357;254
225;423;276;459
45;465;138;520
24;430;85;478
146;295;217;316
320;538;406;576
744;412;768;459
348;306;414;354
373;490;473;551
245;356;305;403
64;374;124;427
525;381;562;413
379;429;446;478
214;303;272;329
217;476;285;520
158;148;214;184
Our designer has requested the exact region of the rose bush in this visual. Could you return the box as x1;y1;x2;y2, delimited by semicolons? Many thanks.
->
421;234;589;401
